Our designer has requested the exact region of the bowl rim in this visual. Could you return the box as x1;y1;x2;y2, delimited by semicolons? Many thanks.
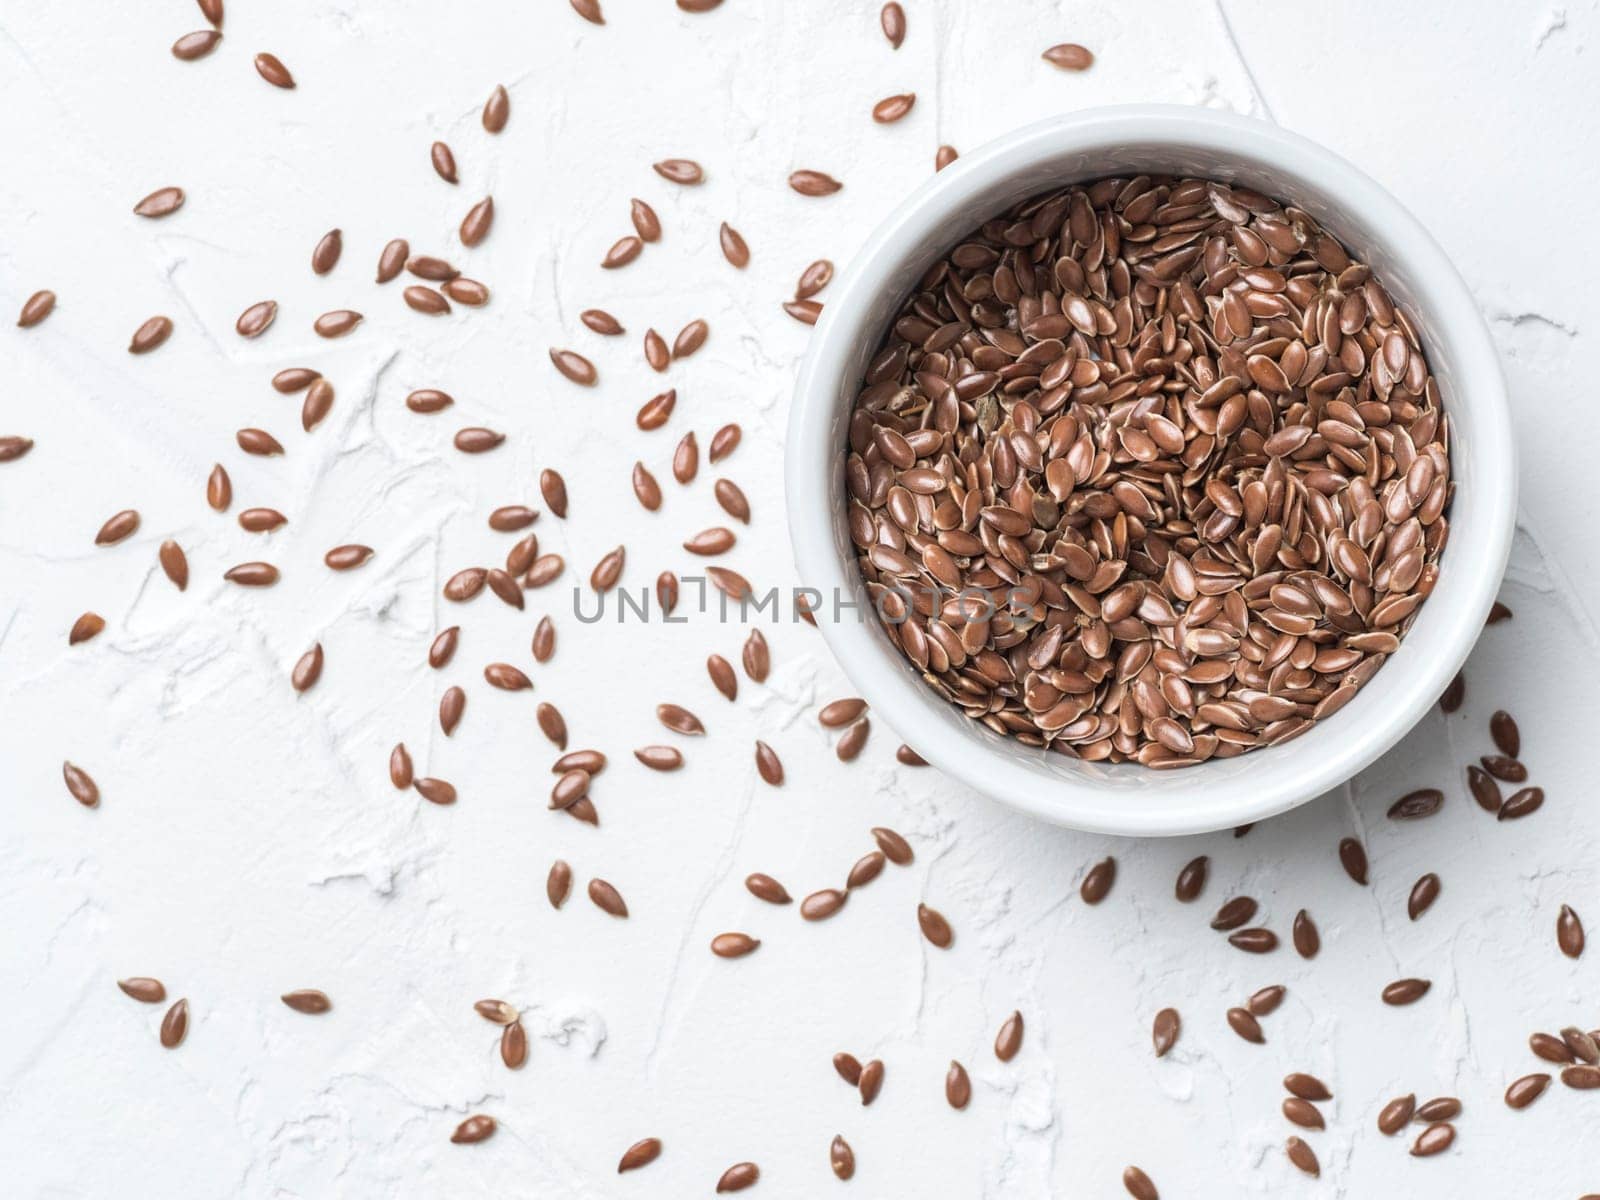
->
785;104;1516;836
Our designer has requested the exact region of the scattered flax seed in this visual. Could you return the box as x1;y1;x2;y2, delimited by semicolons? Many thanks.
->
789;170;842;196
673;432;699;483
547;860;573;908
18;290;55;327
873;826;913;865
404;285;450;314
1381;978;1431;1005
638;389;675;429
377;239;409;282
714;479;751;523
1292;909;1320;958
540;469;569;518
835;716;870;761
657;703;703;735
872;93;915;123
134;186;185;218
896;744;928;766
618;1138;662;1173
235;300;277;337
945;1060;971;1109
1175;855;1208;901
224;562;279;586
1282;1097;1324;1129
684;527;735;556
1408;873;1441;919
236;428;284;456
323;544;372;571
795;259;833;299
537;704;568;749
160;998;189;1048
716;1162;759;1193
570;0;604;24
291;644;324;692
501;1021;527;1068
62;762;99;807
628;199;662;243
1389;789;1444;819
635;745;682;771
1558;905;1585;958
1042;42;1094;70
833;1052;863;1085
1284;1073;1332;1101
1247;986;1285;1016
1122;1166;1159;1200
653;159;703;186
1378;1094;1416;1134
1339;838;1370;885
302;379;334;429
846;851;885;889
281;989;331;1014
994;1010;1024;1061
880;1;905;47
451;1115;496;1145
1440;671;1465;712
745;874;791;905
172;30;221;60
1080;857;1116;904
711;932;760;958
428;627;460;668
1499;787;1543;820
389;744;413;789
1487;600;1513;624
459;197;495;247
95;509;139;545
582;308;624;335
1210;896;1257;930
739;630;771;678
1227;1006;1264;1043
313;309;362;337
588;879;628;917
69;613;106;645
550;349;598;385
439;687;466;735
1505;1073;1551;1109
118;977;166;1003
801;888;847;921
468;995;514;1037
604;236;643;269
1285;1137;1320;1177
830;1135;855;1180
414;777;456;805
719;223;749;268
483;85;510;132
754;741;783;785
1416;1096;1461;1121
129;316;172;353
917;902;953;947
858;1058;885;1104
254;52;294;87
935;144;958;170
431;141;458;183
783;299;822;325
455;428;504;454
1152;1008;1180;1056
1410;1122;1454;1157
673;319;709;358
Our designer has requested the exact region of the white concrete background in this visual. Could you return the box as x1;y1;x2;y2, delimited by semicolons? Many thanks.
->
1;1;1596;1196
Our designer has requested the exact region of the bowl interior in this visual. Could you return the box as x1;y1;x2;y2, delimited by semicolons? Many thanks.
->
788;108;1514;835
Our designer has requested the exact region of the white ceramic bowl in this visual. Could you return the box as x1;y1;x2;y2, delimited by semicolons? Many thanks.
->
785;105;1516;836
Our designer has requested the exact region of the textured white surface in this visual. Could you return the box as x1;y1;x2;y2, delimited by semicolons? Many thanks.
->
0;2;1595;1197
